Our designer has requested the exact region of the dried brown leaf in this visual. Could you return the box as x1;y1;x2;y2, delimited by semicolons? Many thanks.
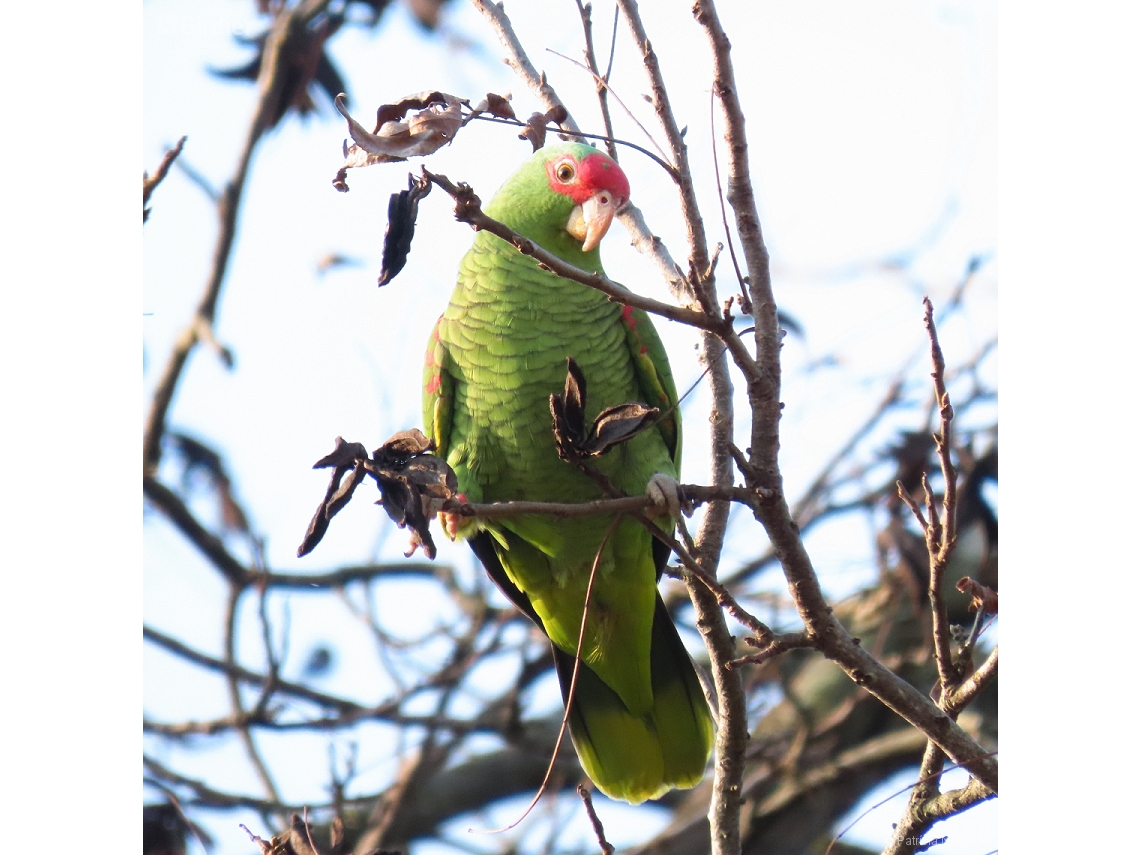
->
300;431;456;560
545;104;569;126
378;172;432;285
333;92;463;190
375;428;434;460
371;91;450;130
956;577;999;615
518;105;569;151
313;437;370;469
562;358;587;441
519;111;548;152
584;402;659;455
401;455;457;499
550;358;658;460
484;91;517;119
299;438;370;557
370;430;456;560
286;814;321;855
550;358;587;461
469;91;516;121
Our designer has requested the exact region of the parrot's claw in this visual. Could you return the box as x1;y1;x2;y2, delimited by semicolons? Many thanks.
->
646;473;682;520
434;492;469;541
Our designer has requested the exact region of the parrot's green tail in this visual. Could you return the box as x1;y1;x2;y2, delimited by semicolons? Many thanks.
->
553;595;715;804
470;531;714;804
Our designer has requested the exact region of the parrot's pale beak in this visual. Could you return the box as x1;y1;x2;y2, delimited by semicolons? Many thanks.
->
566;190;624;252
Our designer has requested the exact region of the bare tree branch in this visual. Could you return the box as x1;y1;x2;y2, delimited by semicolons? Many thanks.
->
143;135;187;221
143;0;335;475
921;297;959;694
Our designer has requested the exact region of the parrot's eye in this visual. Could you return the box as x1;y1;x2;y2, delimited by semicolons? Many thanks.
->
555;161;576;183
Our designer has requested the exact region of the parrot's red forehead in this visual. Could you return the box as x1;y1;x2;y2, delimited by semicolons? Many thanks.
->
545;150;630;206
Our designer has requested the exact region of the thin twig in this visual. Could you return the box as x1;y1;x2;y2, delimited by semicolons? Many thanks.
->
728;631;813;669
453;483;760;520
470;0;581;133
143;475;248;585
546;47;671;166
577;785;615;855
572;0;618;161
656;522;774;641
173;154;221;202
618;0;718;316
692;0;776;367
897;480;930;532
143;135;188;221
223;584;284;823
922;297;959;694
467;113;677;178
474;516;622;833
249;561;445;590
708;91;750;313
303;807;320;855
828;755;996;855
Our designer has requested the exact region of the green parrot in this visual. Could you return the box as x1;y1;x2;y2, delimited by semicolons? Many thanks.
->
423;142;714;803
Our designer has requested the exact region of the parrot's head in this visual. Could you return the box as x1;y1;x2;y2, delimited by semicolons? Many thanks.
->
484;142;630;267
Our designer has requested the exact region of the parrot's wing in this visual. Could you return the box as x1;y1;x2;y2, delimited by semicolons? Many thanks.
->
620;305;681;469
470;530;541;623
423;315;454;454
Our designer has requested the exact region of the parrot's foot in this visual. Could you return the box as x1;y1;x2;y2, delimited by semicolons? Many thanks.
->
437;493;470;540
646;473;683;519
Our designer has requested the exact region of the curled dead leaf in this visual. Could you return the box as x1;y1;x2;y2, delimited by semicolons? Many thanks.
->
956;577;999;615
333;91;464;191
298;438;369;557
298;431;457;560
375;428;434;460
519;104;568;152
550;357;659;461
550;357;588;457
378;172;432;285
468;91;517;122
587;402;659;455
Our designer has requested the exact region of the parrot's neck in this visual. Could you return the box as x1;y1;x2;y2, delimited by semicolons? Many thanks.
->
485;195;605;273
